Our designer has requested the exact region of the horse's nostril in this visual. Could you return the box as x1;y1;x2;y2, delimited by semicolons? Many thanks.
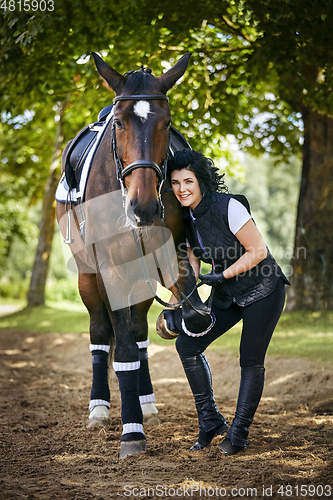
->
130;198;160;225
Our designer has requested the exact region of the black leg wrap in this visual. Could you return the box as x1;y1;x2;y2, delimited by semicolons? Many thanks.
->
138;348;154;399
90;350;110;403
180;354;228;449
220;365;265;453
116;370;143;426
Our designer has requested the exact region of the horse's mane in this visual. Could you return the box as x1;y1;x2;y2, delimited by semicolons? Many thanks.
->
122;68;162;95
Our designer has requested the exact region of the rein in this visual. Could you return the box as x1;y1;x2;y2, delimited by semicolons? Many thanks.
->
132;224;214;315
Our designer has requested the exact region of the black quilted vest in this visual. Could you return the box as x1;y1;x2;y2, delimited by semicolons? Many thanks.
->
183;192;290;309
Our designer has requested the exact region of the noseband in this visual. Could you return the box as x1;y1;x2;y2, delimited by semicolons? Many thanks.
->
111;94;170;211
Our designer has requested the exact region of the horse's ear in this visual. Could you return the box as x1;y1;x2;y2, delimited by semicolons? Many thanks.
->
157;53;192;94
91;52;125;94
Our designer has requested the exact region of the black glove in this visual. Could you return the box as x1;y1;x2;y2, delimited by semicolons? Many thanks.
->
164;308;184;335
198;272;226;286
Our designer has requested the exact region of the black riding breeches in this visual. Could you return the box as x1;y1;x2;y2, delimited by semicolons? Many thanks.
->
176;278;286;368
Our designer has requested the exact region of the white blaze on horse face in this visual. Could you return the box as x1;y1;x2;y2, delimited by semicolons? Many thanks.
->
133;101;151;121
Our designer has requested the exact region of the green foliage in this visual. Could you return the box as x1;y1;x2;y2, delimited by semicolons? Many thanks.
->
2;0;331;180
0;279;30;300
0;197;38;274
0;201;81;301
0;303;89;334
226;154;302;270
2;0;329;157
2;0;333;159
46;279;81;304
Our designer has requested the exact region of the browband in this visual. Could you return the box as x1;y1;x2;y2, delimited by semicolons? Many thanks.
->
114;95;169;103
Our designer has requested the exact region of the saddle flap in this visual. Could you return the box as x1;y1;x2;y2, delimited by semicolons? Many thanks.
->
70;129;98;173
65;126;98;190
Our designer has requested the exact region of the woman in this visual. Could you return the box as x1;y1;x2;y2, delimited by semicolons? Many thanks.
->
165;149;290;456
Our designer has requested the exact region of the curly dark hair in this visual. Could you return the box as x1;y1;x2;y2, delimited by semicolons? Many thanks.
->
167;149;228;194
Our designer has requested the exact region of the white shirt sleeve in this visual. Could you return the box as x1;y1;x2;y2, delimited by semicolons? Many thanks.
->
228;198;252;235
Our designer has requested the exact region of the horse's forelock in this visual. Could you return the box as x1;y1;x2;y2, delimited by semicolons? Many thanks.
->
122;71;165;96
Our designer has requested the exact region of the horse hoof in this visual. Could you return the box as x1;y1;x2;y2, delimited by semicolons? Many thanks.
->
141;402;160;425
86;417;111;429
156;311;179;340
119;439;147;459
87;405;111;429
143;413;161;425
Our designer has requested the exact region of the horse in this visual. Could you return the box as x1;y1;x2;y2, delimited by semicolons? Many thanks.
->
56;51;212;459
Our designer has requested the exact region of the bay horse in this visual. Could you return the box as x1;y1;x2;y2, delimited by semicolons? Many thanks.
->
56;52;212;459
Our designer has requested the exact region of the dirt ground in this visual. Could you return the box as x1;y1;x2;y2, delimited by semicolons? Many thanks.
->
0;327;332;500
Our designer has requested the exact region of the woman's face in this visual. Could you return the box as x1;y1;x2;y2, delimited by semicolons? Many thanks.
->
170;168;202;210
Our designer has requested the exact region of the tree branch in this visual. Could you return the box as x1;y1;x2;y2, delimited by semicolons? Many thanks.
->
202;45;253;53
219;15;254;43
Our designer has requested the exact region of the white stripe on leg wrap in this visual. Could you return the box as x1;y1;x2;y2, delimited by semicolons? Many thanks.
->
89;344;110;353
122;423;144;435
89;399;110;411
139;393;155;404
136;339;149;349
113;361;140;371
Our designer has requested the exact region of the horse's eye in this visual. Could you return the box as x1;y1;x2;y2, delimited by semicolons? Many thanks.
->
115;120;123;129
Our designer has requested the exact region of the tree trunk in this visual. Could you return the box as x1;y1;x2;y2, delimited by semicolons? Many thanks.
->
286;107;333;311
27;106;65;307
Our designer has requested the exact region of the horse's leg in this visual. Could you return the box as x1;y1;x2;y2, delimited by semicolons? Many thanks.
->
56;201;113;428
78;272;113;428
95;270;146;459
130;293;160;425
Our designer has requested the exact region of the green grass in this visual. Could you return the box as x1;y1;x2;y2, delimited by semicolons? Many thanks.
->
0;298;332;366
0;300;89;334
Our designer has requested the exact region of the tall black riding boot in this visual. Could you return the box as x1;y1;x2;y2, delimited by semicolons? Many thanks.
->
180;354;228;450
218;365;265;456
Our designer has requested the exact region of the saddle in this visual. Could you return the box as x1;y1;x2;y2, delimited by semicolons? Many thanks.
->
55;105;191;204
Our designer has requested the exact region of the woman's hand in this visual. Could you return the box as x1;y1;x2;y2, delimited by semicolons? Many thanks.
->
198;272;225;286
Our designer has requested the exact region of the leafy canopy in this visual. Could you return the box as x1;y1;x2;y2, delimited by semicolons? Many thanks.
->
1;0;333;166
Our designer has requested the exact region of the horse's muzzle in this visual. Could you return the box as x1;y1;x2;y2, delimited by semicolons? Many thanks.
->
129;197;161;227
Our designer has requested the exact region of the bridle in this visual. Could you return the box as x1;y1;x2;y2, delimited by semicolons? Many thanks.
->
111;93;214;317
111;94;170;216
